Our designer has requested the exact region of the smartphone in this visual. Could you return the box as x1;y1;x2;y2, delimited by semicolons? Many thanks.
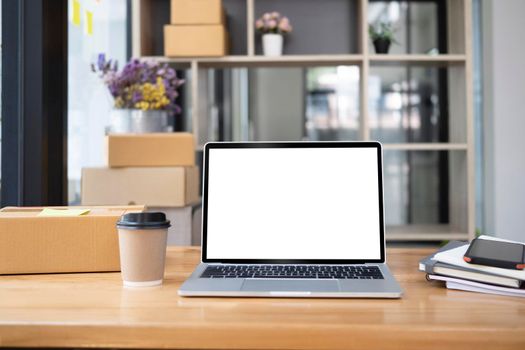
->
464;238;525;270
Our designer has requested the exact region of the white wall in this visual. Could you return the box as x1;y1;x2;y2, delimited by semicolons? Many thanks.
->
483;0;525;241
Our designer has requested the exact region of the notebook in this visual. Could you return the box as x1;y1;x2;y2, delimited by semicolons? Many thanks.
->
427;274;525;298
431;235;525;281
419;241;522;288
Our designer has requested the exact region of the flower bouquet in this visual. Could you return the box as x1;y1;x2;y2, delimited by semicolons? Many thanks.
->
92;54;185;133
255;12;292;56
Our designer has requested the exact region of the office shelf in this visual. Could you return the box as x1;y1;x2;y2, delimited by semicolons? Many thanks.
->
195;142;469;152
133;0;476;241
382;143;468;151
369;54;467;66
386;225;469;241
142;54;365;68
143;54;466;68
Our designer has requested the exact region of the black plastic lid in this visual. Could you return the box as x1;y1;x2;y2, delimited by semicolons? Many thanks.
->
117;212;171;230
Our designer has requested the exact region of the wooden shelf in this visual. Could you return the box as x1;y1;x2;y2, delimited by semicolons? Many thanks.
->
369;54;467;66
386;225;469;241
134;0;476;241
143;55;365;68
195;143;468;152
143;54;466;68
382;143;468;151
141;57;193;69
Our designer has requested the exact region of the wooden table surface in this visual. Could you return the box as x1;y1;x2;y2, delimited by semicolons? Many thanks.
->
1;247;525;349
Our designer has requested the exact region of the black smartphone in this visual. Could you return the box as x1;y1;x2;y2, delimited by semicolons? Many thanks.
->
464;238;525;270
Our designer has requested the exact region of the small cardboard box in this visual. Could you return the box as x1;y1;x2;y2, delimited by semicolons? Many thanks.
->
82;166;200;207
170;0;224;25
0;205;145;275
107;133;195;167
164;24;228;57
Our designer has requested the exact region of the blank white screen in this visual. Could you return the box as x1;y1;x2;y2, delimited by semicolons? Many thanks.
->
206;147;382;260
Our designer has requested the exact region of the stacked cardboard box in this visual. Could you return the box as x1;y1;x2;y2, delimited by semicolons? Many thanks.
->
164;0;228;57
82;133;200;245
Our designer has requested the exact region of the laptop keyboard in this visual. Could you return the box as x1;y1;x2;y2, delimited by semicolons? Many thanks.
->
200;265;384;279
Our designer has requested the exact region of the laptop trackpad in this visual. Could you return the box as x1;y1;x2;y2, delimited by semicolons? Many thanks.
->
241;279;340;292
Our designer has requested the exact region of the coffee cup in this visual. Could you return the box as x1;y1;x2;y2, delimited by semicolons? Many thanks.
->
116;212;171;287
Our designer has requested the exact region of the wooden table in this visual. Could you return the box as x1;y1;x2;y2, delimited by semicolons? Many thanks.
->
1;247;524;349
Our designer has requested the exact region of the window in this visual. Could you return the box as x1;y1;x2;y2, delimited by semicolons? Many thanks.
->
67;0;128;204
0;1;2;204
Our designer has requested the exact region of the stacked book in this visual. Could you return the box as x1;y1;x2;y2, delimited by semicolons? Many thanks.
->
419;235;525;298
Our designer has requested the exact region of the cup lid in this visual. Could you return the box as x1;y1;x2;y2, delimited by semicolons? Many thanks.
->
117;212;171;229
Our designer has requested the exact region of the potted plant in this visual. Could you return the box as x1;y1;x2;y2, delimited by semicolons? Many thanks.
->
92;54;185;133
255;12;292;57
369;22;398;54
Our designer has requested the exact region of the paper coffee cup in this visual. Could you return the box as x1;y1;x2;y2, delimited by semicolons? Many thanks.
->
116;212;171;287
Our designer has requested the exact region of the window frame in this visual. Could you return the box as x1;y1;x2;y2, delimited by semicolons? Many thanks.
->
1;0;68;206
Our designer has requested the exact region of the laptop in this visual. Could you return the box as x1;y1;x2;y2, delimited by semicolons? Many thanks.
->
179;141;403;298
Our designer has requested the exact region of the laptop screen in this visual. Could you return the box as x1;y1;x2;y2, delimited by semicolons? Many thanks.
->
202;143;385;263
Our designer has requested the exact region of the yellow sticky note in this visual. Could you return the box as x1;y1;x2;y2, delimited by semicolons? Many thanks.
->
85;10;93;36
72;0;81;26
38;208;91;217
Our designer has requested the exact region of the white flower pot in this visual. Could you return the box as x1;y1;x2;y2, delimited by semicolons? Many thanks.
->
109;109;172;134
262;34;283;57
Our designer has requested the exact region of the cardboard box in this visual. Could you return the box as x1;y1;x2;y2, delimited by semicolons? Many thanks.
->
82;167;200;207
192;205;202;246
0;205;144;275
170;0;224;25
107;133;195;167
164;24;228;57
151;206;196;246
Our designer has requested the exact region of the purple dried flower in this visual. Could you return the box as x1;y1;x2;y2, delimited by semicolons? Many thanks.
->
172;104;182;114
164;67;176;80
132;90;142;104
97;53;106;71
92;53;185;113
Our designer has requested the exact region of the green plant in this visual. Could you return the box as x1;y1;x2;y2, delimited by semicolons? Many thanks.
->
369;22;399;43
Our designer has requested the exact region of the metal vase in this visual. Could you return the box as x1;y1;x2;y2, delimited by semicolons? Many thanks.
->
109;109;131;134
109;109;172;134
